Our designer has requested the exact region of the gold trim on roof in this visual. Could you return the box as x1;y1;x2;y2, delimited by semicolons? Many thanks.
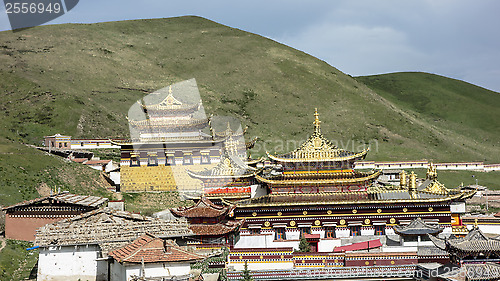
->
254;170;380;185
231;190;476;208
187;154;259;179
138;89;201;112
421;181;449;196
267;109;368;162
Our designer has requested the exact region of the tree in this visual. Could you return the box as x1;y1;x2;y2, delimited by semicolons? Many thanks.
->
241;261;253;281
298;235;311;252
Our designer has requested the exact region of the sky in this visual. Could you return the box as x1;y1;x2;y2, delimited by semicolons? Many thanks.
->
1;0;499;92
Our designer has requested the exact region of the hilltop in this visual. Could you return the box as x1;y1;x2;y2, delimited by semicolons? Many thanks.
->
1;16;499;206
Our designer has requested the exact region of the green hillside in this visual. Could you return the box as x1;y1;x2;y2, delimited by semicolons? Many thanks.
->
356;72;500;163
1;16;500;207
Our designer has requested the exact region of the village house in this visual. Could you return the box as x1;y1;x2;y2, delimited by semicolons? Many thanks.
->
2;192;108;241
34;208;193;281
108;233;205;280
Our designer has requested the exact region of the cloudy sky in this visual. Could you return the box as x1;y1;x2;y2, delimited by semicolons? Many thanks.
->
1;0;499;92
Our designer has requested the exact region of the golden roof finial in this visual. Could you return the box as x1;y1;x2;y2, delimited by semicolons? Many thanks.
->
313;108;321;134
168;85;172;94
474;218;478;228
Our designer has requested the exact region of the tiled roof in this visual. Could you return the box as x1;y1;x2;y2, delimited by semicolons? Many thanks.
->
393;218;443;236
109;233;204;264
2;192;108;210
189;219;244;236
71;158;88;163
35;208;192;247
438;263;500;281
170;197;234;218
430;227;500;253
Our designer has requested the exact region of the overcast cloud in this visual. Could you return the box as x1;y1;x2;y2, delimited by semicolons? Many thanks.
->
1;0;499;92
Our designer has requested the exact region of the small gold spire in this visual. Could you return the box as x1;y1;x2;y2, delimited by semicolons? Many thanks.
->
313;108;321;133
474;218;478;228
410;171;417;191
400;170;407;188
168;85;172;94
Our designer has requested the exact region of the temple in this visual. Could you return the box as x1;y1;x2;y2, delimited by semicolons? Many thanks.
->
260;109;376;194
114;84;225;192
227;109;475;253
430;226;500;265
170;196;244;250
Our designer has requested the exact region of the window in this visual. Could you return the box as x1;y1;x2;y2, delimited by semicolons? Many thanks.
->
148;157;157;166
201;154;211;164
183;155;193;165
299;227;311;237
374;225;385;235
275;228;286;240
350;226;361;236
249;228;260;235
325;227;335;238
131;157;140;167
166;156;175;166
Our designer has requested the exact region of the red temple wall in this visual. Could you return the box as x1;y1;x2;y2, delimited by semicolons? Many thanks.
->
5;214;72;241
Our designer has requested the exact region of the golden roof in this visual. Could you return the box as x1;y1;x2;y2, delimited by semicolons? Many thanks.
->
255;170;381;186
231;189;476;208
138;86;201;113
187;154;258;180
267;109;368;162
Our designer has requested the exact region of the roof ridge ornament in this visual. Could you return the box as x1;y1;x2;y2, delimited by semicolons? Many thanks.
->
313;108;321;134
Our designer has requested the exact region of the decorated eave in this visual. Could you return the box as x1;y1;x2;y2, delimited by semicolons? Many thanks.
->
109;136;222;146
187;154;259;180
189;219;245;236
393;217;443;236
255;170;380;186
231;188;476;208
127;117;208;128
170;196;235;218
266;109;369;163
430;226;500;253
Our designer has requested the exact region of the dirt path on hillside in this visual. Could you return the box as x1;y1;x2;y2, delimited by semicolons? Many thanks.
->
0;237;6;253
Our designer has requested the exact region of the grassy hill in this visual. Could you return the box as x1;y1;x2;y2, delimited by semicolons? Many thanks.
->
1;16;500;207
356;72;500;163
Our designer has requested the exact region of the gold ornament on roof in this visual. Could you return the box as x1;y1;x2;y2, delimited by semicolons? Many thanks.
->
290;220;296;227
426;162;438;180
339;219;346;225
314;220;321;226
364;219;371;225
390;218;396;224
377;209;382;213
313;108;321;134
264;221;270;227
